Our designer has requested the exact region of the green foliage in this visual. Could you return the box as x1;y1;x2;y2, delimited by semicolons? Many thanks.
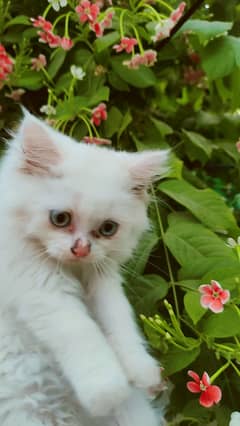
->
2;0;240;424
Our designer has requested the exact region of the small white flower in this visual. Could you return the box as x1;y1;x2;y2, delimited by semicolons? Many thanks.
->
48;0;67;11
226;237;240;248
229;412;240;426
40;105;56;115
70;65;86;80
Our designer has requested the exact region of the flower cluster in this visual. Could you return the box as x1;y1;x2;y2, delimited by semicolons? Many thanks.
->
113;37;138;54
0;44;13;82
31;16;73;50
187;371;222;408
152;2;186;42
75;0;114;38
123;50;157;69
91;102;107;126
199;280;230;313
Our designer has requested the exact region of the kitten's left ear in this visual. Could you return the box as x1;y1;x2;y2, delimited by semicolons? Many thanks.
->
18;110;61;176
128;150;169;192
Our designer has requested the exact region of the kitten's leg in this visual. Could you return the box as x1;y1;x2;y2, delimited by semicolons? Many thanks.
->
106;389;165;426
18;287;130;418
87;269;162;392
2;410;52;426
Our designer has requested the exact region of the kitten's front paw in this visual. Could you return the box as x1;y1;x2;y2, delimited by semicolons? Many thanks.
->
82;373;131;417
127;353;163;391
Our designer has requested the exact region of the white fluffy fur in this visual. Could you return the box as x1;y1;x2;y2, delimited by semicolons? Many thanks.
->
0;112;168;426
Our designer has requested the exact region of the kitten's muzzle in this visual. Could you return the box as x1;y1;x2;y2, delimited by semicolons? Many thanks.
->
71;239;91;258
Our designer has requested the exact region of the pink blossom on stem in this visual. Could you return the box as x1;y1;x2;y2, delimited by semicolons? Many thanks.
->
31;16;53;32
143;49;157;66
31;54;47;71
152;2;186;42
199;280;230;313
75;0;100;23
38;30;62;48
5;88;25;101
102;10;114;29
89;21;104;37
113;37;138;54
123;50;157;69
91;103;107;126
83;136;112;145
187;370;222;408
60;37;74;50
0;44;14;81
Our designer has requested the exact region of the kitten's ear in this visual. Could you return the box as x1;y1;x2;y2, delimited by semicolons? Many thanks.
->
18;111;61;176
128;150;169;193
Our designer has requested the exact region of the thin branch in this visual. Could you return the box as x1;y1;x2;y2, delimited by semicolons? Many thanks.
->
156;0;206;51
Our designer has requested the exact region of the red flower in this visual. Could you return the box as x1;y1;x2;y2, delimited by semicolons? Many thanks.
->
199;280;230;313
38;31;62;48
89;21;103;37
187;371;222;408
170;2;186;23
91;103;107;126
31;16;53;32
60;37;74;50
0;44;13;81
75;0;100;23
113;37;138;54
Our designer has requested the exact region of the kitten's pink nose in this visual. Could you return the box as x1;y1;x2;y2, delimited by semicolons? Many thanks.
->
71;239;91;258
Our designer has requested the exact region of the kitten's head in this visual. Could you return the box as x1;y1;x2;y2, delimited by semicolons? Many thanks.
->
3;111;168;267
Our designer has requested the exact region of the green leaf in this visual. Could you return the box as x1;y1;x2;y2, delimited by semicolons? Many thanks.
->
104;106;123;138
111;56;157;88
184;292;206;324
4;15;31;28
202;37;236;80
117;109;132;139
94;31;120;52
200;306;240;337
15;71;43;90
150;117;173;138
48;49;67;79
159;179;238;234
182;129;212;164
126;231;159;279
179;20;232;44
161;346;200;376
165;156;183;179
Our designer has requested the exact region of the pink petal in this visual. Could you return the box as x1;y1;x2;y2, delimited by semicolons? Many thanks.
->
220;289;230;304
202;372;210;387
187;370;200;382
187;381;200;393
199;390;214;408
211;280;222;291
209;299;224;313
199;285;212;295
207;385;222;404
200;294;214;308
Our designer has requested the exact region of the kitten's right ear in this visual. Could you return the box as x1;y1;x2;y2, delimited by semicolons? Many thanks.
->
18;111;61;176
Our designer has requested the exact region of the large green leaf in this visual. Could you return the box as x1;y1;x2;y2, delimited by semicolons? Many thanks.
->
161;345;200;376
202;36;237;80
126;231;159;279
159;179;238;234
179;20;232;44
94;31;120;52
200;306;240;337
184;291;206;324
111;56;157;88
48;49;67;79
182;129;212;164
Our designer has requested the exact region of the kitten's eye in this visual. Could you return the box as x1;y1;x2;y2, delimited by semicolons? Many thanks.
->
98;220;119;237
50;210;72;228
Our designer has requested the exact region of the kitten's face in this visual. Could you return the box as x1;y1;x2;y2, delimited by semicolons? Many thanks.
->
5;113;167;267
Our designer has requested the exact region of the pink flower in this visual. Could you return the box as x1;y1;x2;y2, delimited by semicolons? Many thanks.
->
199;280;230;313
236;140;240;152
31;54;47;71
38;31;62;48
60;37;74;50
31;16;53;32
102;10;114;29
152;2;186;42
113;37;138;54
89;21;103;37
75;0;100;23
0;44;14;81
91;103;107;126
123;50;157;69
170;2;186;22
187;370;222;408
83;136;111;145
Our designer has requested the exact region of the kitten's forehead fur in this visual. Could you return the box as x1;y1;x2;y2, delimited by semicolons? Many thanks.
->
0;111;168;265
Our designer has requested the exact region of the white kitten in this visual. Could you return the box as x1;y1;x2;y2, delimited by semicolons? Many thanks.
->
0;111;168;426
